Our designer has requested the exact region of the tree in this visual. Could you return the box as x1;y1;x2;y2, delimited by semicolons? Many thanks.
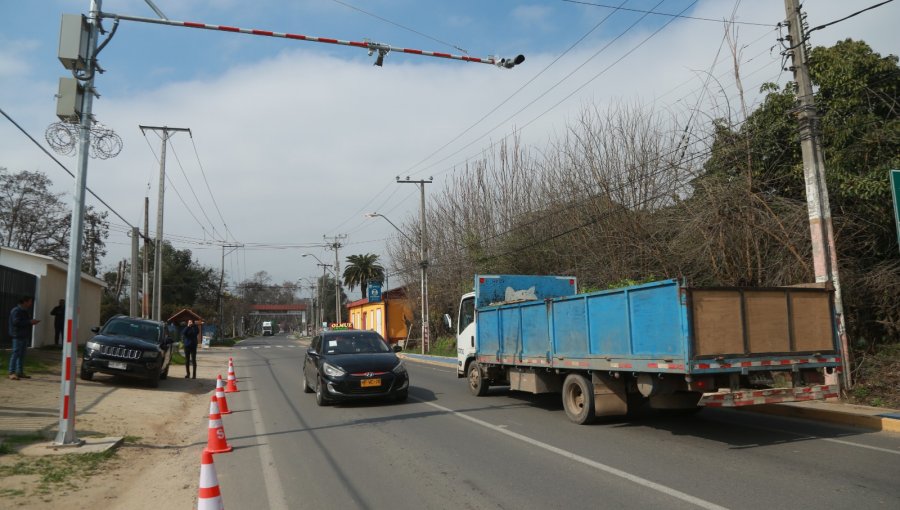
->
316;274;347;323
343;253;384;299
0;168;109;272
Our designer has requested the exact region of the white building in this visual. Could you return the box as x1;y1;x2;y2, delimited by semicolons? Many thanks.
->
0;246;105;347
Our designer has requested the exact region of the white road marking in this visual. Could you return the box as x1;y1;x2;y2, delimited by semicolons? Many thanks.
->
247;375;289;510
418;399;728;510
743;422;900;455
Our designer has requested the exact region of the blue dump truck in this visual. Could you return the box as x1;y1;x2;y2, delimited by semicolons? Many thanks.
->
450;275;841;424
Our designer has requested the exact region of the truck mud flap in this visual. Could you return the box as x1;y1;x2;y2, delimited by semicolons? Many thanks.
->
699;384;840;407
591;373;628;417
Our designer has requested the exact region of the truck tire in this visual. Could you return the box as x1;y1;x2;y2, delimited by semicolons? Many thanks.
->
468;362;489;397
562;374;596;425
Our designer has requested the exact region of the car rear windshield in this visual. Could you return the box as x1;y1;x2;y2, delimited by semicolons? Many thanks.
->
103;319;161;343
324;333;390;355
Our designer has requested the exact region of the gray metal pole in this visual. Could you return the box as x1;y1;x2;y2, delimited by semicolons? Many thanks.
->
784;0;851;387
333;239;342;323
142;197;149;318
55;0;102;446
130;227;139;316
397;178;432;353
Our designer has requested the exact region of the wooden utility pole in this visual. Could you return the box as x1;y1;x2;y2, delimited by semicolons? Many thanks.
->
783;0;851;387
142;197;150;318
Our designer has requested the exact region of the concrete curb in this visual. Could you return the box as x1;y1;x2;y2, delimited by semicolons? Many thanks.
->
398;353;456;369
744;404;900;433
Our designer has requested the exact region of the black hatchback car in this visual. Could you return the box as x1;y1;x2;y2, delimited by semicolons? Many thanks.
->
80;316;174;387
302;330;408;405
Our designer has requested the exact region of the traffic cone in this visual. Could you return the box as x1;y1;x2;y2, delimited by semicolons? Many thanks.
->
204;394;233;454
215;375;231;415
197;449;225;510
228;357;239;382
224;360;239;393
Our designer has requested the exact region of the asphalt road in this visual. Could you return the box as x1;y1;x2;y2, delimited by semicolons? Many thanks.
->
209;335;900;510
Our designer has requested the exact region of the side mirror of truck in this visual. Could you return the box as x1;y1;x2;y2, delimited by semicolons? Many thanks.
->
443;313;452;330
393;344;402;353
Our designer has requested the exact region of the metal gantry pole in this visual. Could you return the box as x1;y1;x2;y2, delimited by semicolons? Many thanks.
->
55;0;102;447
783;0;852;388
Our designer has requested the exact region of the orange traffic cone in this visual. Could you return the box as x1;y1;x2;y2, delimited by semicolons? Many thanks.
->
204;394;233;454
228;357;239;382
224;360;239;393
197;449;225;510
215;375;231;415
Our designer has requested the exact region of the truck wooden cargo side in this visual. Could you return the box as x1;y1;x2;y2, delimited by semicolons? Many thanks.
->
452;275;841;424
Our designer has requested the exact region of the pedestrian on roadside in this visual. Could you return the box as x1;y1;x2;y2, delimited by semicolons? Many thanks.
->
50;298;65;345
8;296;40;380
182;319;199;379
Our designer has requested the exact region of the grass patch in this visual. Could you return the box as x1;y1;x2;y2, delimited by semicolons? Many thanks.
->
122;435;142;445
426;336;457;358
0;449;116;497
0;434;46;454
850;342;900;408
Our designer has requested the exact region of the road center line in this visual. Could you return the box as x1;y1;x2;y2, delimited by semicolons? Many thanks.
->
417;399;728;510
247;377;289;510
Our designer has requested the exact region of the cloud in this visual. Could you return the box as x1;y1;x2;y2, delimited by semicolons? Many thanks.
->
511;5;556;31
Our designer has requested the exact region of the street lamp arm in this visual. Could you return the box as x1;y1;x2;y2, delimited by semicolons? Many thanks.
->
365;213;418;247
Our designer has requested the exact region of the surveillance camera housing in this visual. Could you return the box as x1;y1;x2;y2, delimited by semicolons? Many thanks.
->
499;54;526;69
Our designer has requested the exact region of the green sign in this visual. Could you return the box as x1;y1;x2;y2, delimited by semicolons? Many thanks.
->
893;170;900;253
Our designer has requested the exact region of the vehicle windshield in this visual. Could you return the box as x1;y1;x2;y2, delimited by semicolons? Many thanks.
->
323;333;390;355
103;319;161;344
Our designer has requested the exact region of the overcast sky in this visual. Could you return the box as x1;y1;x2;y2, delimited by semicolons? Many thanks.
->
2;0;897;297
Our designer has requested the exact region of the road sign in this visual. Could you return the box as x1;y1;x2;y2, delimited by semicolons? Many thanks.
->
892;170;900;253
367;281;382;303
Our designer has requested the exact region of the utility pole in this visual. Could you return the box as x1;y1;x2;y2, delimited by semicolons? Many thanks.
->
139;125;190;321
315;264;332;326
217;243;242;339
142;197;150;318
130;227;139;316
783;0;851;388
325;235;347;324
397;177;433;354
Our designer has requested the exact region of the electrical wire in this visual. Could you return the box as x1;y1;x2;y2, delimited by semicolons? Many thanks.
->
167;138;224;239
0;106;134;228
188;134;235;241
560;0;773;26
328;0;469;54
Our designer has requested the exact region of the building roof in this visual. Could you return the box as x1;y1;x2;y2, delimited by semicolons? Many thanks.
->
345;287;408;310
168;309;204;323
0;245;107;287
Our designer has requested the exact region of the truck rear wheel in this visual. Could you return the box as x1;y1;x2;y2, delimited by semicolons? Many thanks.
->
468;362;489;396
562;374;596;425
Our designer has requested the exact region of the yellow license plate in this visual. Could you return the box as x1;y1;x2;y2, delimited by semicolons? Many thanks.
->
361;378;382;388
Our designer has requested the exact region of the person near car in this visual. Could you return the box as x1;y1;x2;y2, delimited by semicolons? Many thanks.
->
182;319;199;379
50;298;65;345
8;296;39;380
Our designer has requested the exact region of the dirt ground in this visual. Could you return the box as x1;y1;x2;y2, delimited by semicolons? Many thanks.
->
0;345;236;509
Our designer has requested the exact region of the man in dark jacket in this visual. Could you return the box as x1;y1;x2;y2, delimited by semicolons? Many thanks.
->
50;299;65;345
8;296;39;380
182;319;199;379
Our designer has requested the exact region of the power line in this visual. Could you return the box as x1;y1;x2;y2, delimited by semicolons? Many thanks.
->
328;0;469;54
0;106;134;228
188;134;235;241
167;138;224;239
560;0;773;27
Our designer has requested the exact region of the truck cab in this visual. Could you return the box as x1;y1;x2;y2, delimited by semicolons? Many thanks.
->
455;292;476;378
262;321;273;336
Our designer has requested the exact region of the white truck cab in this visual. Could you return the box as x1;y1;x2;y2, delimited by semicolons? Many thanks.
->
454;291;476;377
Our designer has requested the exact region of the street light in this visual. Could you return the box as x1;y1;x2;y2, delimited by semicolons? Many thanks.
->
302;253;333;330
365;212;428;354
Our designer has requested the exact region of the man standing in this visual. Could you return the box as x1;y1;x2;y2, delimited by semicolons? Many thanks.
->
182;319;199;379
50;299;65;346
8;296;39;380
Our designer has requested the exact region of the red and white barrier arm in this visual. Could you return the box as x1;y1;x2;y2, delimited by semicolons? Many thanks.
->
99;12;521;67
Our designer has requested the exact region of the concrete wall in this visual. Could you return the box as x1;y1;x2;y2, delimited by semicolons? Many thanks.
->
0;247;105;347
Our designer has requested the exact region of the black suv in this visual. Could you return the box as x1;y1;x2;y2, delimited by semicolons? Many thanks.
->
80;316;174;387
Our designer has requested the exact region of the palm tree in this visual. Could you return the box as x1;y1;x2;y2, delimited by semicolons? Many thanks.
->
343;253;385;299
